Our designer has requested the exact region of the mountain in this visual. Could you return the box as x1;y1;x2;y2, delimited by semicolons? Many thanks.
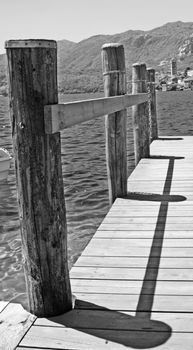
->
1;21;193;95
57;39;76;60
57;21;193;93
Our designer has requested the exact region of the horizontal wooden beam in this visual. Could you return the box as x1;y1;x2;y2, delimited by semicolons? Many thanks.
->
44;93;148;134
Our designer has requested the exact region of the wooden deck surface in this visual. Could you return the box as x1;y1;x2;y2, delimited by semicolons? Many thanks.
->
1;136;193;349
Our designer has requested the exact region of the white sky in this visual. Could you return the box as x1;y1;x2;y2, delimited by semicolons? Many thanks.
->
1;0;193;53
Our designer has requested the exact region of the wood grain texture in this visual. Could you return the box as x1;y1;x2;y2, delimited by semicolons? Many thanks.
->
132;63;150;164
147;68;158;140
5;39;56;49
102;43;127;205
6;41;72;316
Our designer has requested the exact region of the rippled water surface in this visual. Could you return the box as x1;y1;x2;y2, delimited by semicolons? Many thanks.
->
0;91;193;306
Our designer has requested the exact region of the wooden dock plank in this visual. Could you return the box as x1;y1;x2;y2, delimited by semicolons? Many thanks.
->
107;207;193;215
73;293;193;312
95;230;193;238
18;325;193;350
81;244;193;257
108;199;193;206
16;136;193;349
0;302;36;350
0;301;9;313
70;266;193;281
102;216;193;223
98;222;193;230
75;256;193;268
81;238;193;247
33;310;193;332
71;279;193;295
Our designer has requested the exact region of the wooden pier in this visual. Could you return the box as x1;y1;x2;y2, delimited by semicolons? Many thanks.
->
1;40;193;349
1;135;193;349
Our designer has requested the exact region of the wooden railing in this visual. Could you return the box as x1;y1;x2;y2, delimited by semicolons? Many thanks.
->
44;93;148;133
5;40;158;317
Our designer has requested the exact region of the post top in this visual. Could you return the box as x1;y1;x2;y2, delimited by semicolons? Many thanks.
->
132;62;146;67
132;63;140;67
102;43;123;49
5;39;57;49
147;67;155;72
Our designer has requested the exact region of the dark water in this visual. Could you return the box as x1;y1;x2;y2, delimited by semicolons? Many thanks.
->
0;91;193;305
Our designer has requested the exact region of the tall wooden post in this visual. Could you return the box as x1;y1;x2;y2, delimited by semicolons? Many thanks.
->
102;43;127;205
132;63;150;165
147;68;158;141
5;40;72;317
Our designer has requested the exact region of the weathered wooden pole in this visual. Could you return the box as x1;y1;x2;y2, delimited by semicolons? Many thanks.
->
132;63;150;165
102;43;127;205
147;68;158;141
5;40;72;317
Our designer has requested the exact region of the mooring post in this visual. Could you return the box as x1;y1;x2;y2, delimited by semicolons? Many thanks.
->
5;39;72;317
147;68;158;141
132;63;150;165
102;43;127;206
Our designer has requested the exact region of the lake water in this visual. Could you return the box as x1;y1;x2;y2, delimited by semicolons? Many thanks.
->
0;91;193;306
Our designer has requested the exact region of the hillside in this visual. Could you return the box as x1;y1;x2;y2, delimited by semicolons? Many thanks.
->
0;54;8;96
1;21;193;94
